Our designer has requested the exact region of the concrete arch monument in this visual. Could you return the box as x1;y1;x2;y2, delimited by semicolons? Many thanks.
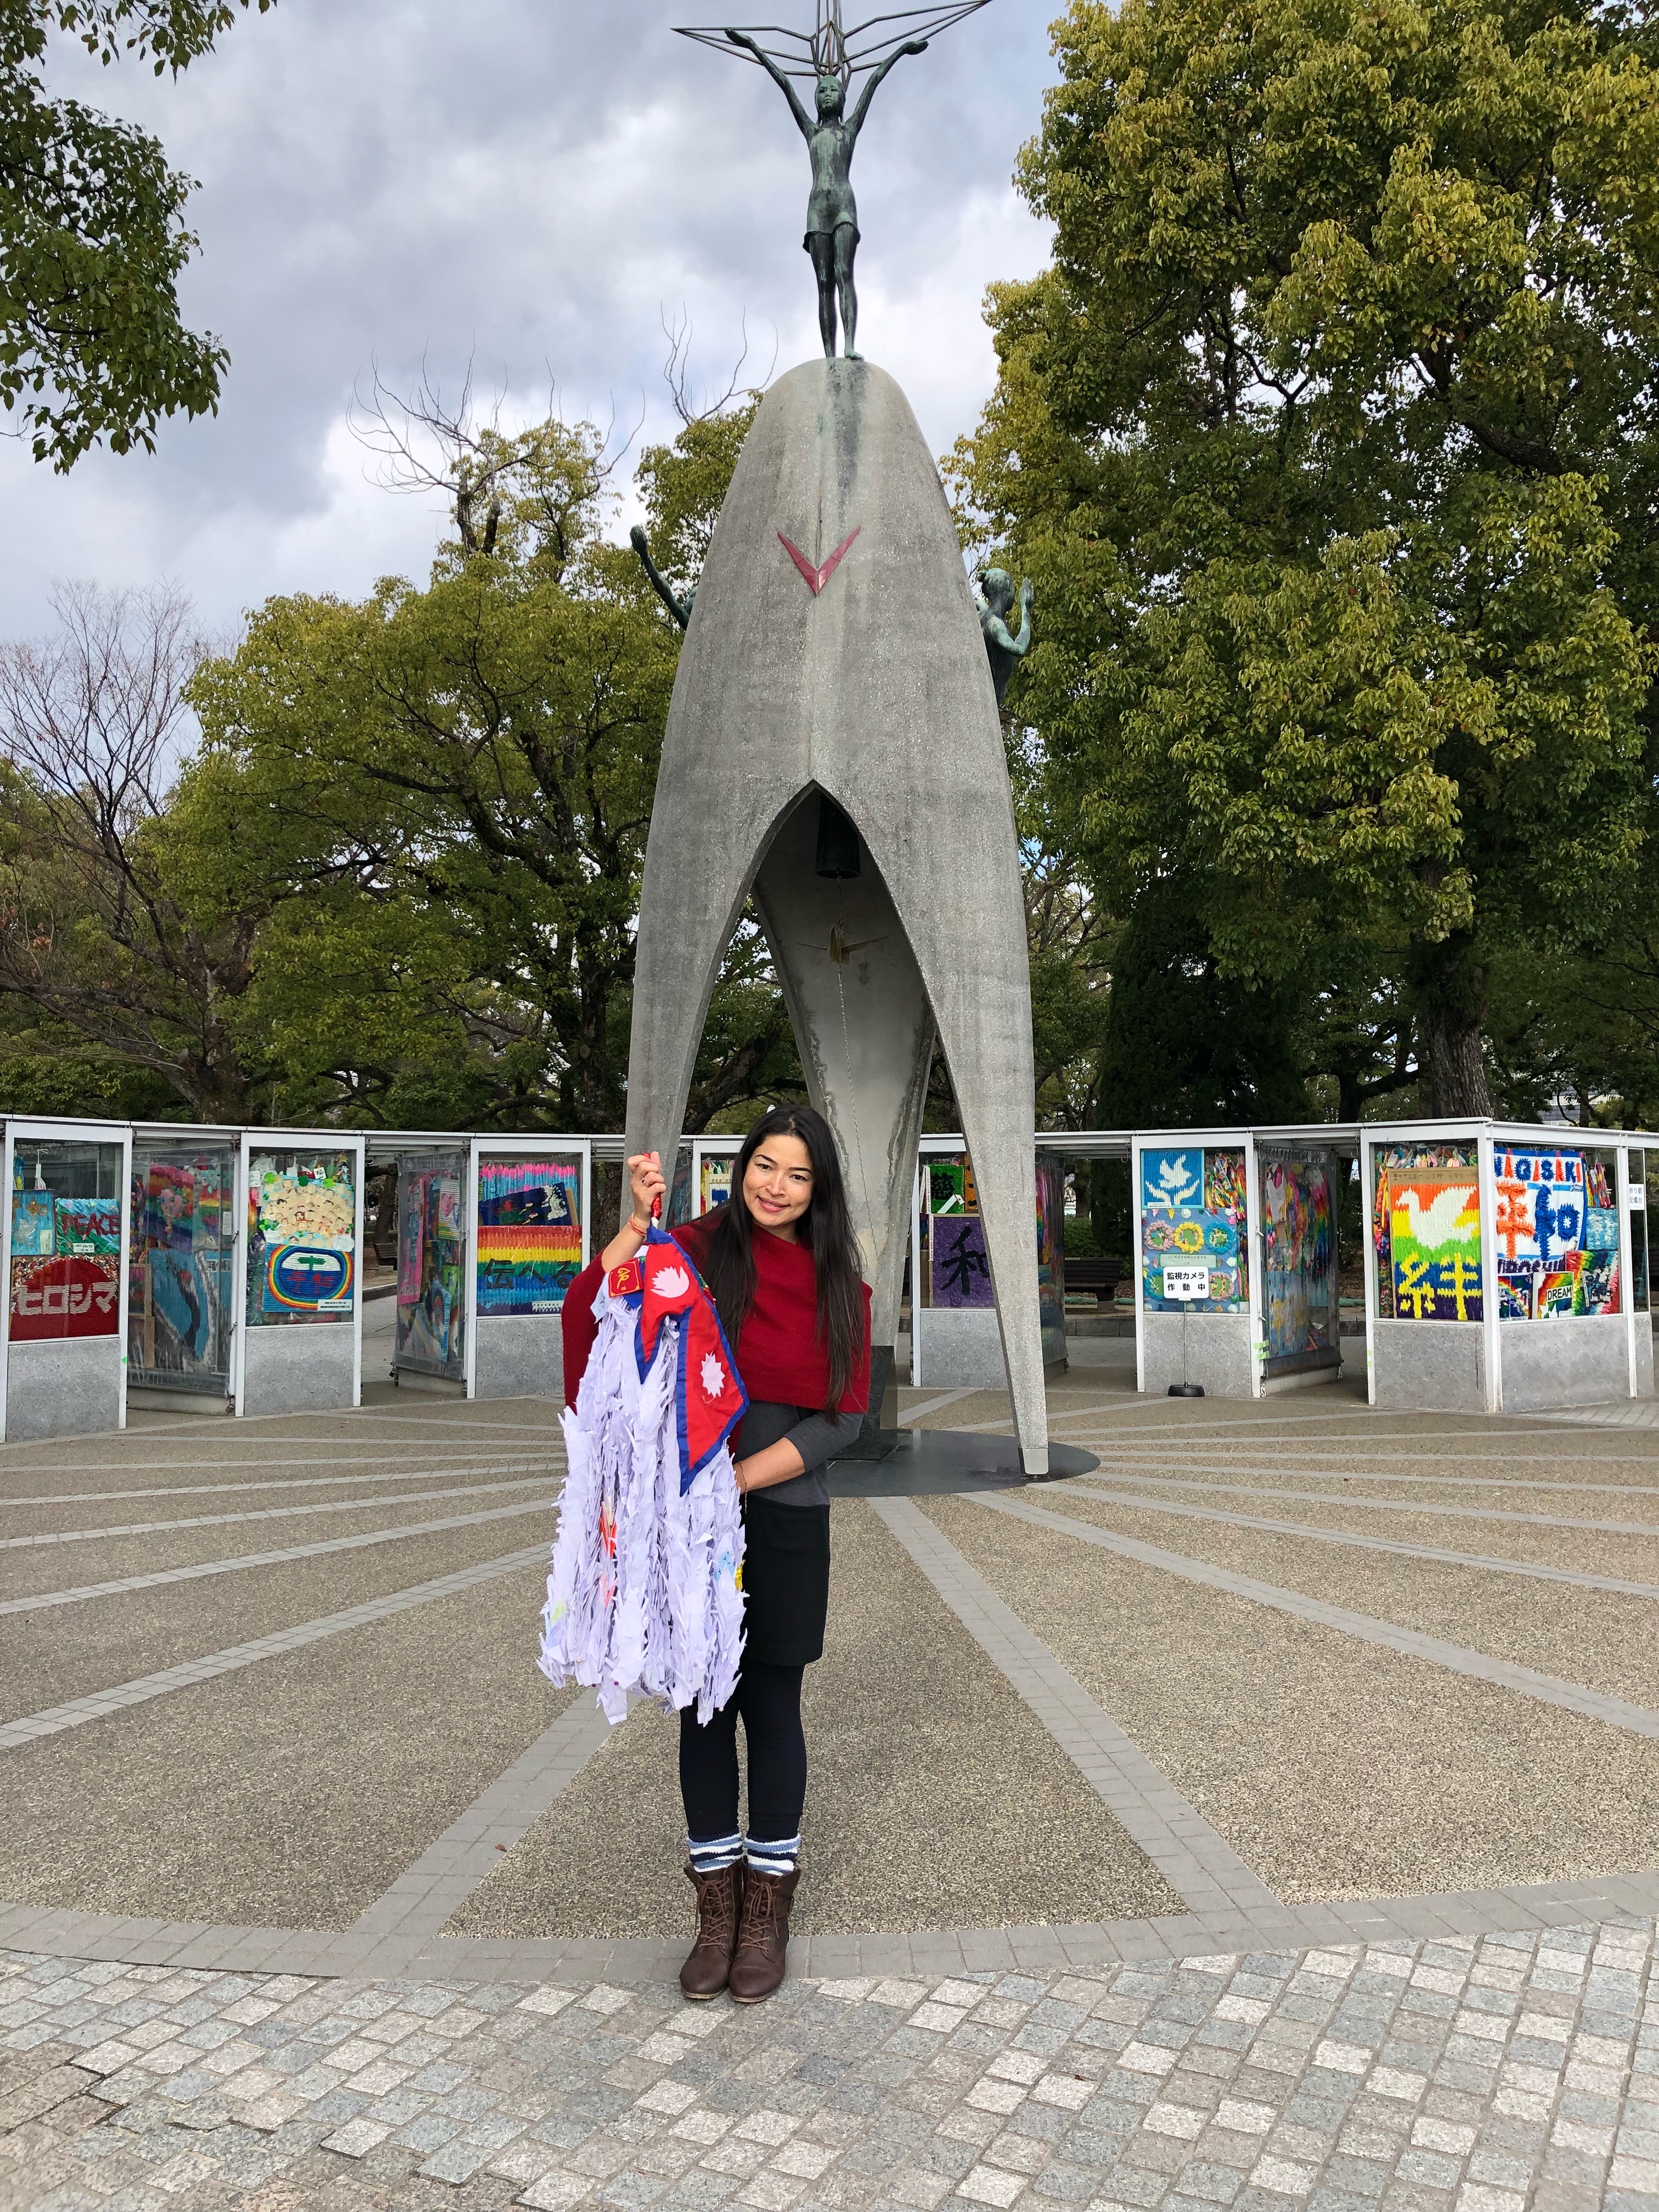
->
623;357;1048;1474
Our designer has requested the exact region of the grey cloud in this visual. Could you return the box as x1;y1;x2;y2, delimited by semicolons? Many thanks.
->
1;1;1057;635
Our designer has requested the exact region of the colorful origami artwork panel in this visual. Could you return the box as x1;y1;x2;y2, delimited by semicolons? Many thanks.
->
1389;1170;1483;1321
1490;1147;1621;1322
9;1190;54;1257
477;1157;582;1316
148;1251;232;1368
1142;1205;1245;1311
1498;1268;1532;1320
138;1160;210;1252
1261;1153;1338;1367
1141;1149;1203;1214
1577;1251;1618;1314
1585;1206;1621;1252
932;1214;994;1308
699;1155;733;1213
54;1199;119;1256
248;1153;356;1324
397;1155;466;1376
1204;1151;1248;1220
928;1159;969;1214
128;1152;235;1387
10;1254;120;1341
1373;1142;1477;1320
1035;1152;1066;1357
1493;1149;1583;1268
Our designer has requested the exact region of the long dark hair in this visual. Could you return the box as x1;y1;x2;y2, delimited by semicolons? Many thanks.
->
700;1104;864;1415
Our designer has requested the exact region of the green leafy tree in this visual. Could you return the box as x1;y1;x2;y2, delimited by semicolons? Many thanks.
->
180;395;787;1132
3;0;271;467
952;0;1657;1116
1095;879;1311;1124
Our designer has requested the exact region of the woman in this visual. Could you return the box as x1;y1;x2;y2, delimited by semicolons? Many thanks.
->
561;1104;870;2004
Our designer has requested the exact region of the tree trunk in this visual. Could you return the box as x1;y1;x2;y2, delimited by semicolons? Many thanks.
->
1410;931;1493;1117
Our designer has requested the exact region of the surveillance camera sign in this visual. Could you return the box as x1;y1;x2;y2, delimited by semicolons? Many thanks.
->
1161;1266;1210;1302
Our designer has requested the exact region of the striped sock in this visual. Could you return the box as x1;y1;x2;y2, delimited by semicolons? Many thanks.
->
686;1831;743;1874
744;1832;800;1877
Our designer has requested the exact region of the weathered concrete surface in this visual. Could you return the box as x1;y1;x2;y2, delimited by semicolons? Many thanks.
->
240;1321;356;1419
1373;1316;1486;1413
1498;1313;1632;1412
625;358;1047;1471
751;792;932;1355
1140;1310;1257;1401
3;1335;121;1443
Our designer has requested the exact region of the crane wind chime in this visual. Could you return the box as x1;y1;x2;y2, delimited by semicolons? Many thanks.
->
538;1228;748;1724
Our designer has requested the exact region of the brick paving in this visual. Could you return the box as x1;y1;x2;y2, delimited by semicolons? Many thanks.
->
5;1922;1659;2211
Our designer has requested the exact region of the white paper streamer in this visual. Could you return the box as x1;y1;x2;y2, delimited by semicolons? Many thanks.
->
538;1277;746;1725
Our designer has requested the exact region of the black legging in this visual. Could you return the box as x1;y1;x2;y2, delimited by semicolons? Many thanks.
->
679;1661;807;1844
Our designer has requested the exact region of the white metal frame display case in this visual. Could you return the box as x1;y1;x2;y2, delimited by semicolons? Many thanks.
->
466;1137;591;1402
234;1131;366;1419
1628;1146;1655;1402
377;1141;470;1395
1132;1128;1265;1400
1252;1125;1357;1395
1361;1120;1655;1414
127;1124;241;1415
1491;1121;1643;1413
2;1117;133;1442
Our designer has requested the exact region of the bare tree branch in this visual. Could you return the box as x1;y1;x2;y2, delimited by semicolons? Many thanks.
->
660;306;777;426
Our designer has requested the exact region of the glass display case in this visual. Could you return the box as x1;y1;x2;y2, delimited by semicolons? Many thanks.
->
129;1139;235;1396
9;1135;124;1345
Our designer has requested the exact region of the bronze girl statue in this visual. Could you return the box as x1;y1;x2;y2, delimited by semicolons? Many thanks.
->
724;29;928;360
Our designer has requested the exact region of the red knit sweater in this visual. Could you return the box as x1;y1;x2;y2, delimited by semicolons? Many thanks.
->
561;1212;871;1415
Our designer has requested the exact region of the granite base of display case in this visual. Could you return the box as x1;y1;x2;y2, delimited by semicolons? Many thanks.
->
911;1307;1007;1389
241;1321;356;1418
1373;1317;1486;1413
4;1334;122;1442
1498;1313;1635;1411
472;1314;564;1402
1141;1309;1256;1400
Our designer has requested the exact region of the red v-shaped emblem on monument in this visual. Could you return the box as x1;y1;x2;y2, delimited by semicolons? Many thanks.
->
777;527;861;597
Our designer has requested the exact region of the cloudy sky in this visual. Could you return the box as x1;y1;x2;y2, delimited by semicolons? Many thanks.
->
2;1;1060;643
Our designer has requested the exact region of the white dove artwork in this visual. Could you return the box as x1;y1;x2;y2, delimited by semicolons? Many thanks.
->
1145;1151;1204;1211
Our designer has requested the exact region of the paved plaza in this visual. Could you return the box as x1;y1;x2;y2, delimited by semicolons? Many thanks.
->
7;1334;1659;2209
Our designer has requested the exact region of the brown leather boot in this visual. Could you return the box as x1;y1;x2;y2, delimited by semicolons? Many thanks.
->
727;1865;800;2004
679;1863;743;2001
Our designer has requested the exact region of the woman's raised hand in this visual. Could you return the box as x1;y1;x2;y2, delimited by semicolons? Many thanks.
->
626;1152;667;1232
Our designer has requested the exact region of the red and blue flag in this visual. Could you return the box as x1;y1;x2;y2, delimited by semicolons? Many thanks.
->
607;1227;747;1491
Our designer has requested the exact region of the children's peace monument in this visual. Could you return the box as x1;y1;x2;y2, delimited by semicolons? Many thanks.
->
625;1;1053;1474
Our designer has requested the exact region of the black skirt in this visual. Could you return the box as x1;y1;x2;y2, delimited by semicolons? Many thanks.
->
742;1493;832;1667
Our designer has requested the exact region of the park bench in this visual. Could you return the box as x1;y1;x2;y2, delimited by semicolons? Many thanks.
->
1063;1255;1124;1306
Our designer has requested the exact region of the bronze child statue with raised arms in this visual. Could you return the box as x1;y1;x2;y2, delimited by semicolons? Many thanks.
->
725;29;927;360
679;4;991;356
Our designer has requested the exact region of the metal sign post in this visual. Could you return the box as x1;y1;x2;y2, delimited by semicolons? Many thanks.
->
1164;1263;1209;1398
